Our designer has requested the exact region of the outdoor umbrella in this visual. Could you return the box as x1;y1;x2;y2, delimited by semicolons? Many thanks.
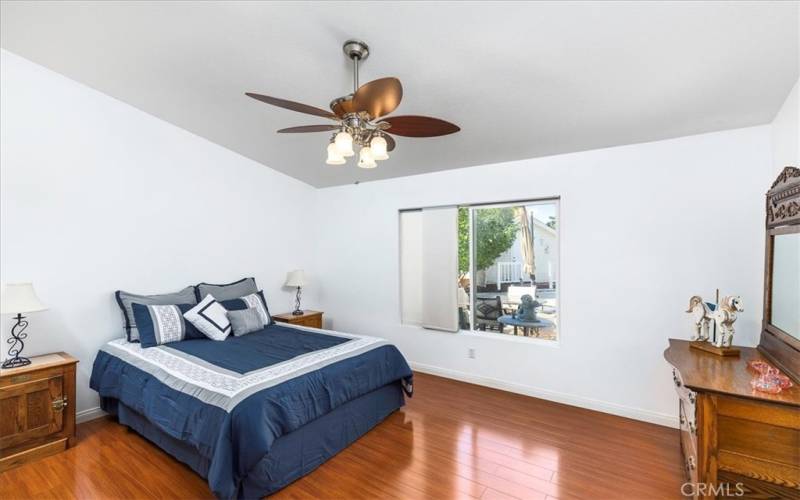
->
514;206;535;280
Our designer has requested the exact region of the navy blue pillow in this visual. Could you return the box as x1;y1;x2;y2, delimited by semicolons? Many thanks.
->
132;302;203;348
220;291;272;326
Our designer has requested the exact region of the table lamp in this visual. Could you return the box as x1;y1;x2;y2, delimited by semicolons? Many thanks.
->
1;283;47;369
284;270;306;316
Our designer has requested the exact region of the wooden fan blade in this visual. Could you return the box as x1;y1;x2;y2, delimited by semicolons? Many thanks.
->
384;133;396;152
381;115;460;137
351;78;403;119
331;96;357;117
245;93;337;119
277;125;340;133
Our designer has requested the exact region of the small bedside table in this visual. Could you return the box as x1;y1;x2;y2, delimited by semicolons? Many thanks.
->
0;351;78;472
273;310;323;329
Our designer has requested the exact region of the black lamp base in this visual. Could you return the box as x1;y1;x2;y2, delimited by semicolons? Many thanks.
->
2;356;31;369
4;313;31;370
292;286;303;315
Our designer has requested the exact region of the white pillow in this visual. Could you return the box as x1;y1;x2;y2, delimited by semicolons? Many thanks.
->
183;294;231;341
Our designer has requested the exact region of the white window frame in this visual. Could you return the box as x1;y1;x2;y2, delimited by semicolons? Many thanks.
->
462;198;560;344
399;196;561;344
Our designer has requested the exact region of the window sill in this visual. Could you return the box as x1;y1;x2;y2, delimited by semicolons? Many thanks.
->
460;329;560;347
401;323;560;347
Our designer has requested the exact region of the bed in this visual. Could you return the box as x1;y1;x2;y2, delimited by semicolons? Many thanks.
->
90;322;413;499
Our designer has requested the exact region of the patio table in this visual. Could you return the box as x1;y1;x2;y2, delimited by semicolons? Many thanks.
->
497;315;554;337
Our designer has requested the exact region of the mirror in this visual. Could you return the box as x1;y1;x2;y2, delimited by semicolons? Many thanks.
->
770;233;800;339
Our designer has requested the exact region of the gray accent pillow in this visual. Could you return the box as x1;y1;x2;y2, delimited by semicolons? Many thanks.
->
227;307;264;337
115;286;197;342
196;277;258;302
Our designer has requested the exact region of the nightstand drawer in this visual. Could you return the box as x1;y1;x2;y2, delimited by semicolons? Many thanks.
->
296;316;322;328
273;311;323;329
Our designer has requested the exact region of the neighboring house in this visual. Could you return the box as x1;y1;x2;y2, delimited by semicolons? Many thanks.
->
484;216;558;288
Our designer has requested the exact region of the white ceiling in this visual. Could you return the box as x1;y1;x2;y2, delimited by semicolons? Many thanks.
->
1;1;797;187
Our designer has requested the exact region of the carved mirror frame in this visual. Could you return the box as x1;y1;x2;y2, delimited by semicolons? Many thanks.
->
759;166;800;381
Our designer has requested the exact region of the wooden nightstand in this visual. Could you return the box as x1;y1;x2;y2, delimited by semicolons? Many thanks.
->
0;352;78;472
273;310;323;329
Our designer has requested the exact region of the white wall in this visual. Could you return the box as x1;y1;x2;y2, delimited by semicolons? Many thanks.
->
771;78;799;174
1;48;785;428
0;50;317;417
312;126;772;426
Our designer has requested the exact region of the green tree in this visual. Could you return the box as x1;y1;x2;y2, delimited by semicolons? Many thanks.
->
458;207;519;275
458;207;470;276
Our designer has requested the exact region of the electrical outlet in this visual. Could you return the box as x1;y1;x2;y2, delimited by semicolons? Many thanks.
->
468;348;476;359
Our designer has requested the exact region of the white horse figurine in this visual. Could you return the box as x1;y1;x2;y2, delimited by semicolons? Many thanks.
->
686;295;744;347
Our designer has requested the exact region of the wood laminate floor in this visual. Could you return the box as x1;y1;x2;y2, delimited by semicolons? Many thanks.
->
0;372;684;499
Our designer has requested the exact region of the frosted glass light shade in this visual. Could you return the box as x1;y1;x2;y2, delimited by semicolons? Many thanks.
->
1;283;47;314
326;143;345;165
370;136;389;160
284;270;306;288
358;146;377;169
334;131;354;157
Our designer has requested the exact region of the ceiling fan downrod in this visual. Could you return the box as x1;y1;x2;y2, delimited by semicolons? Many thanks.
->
342;40;369;94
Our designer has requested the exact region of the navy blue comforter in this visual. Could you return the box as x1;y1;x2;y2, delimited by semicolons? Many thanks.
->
90;324;412;499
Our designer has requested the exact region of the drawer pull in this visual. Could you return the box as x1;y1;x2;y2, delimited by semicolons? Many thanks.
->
687;456;696;471
52;396;68;411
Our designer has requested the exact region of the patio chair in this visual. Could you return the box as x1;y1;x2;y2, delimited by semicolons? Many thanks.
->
474;296;503;331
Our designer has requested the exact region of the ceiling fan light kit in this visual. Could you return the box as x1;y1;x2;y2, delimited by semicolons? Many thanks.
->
246;39;460;170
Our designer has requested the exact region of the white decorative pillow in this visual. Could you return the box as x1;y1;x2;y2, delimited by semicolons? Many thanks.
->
183;294;231;341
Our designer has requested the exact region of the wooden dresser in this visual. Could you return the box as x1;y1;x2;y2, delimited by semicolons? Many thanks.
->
0;352;78;472
664;167;800;499
664;340;799;498
272;310;324;329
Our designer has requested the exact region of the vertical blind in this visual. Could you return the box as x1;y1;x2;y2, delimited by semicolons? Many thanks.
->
400;207;459;332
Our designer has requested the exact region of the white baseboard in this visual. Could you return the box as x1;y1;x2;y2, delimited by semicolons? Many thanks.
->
76;406;107;424
409;361;677;429
73;367;674;428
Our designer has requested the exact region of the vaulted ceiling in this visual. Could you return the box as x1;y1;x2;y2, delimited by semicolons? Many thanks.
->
2;1;797;187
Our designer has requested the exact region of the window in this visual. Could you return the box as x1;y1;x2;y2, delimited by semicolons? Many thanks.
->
400;198;559;341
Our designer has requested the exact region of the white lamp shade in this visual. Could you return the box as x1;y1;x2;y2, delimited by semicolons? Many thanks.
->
284;270;306;288
326;143;345;165
1;283;47;314
357;146;377;169
371;136;389;160
334;132;355;157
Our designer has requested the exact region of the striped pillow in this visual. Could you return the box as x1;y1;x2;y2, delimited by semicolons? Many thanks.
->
220;291;271;327
131;303;199;348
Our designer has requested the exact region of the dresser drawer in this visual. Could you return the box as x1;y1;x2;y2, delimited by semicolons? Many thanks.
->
716;396;800;488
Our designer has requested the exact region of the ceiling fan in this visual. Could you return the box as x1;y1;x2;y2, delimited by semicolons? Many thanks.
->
246;40;460;168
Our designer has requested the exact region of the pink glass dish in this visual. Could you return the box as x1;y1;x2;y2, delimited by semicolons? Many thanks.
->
748;362;794;394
